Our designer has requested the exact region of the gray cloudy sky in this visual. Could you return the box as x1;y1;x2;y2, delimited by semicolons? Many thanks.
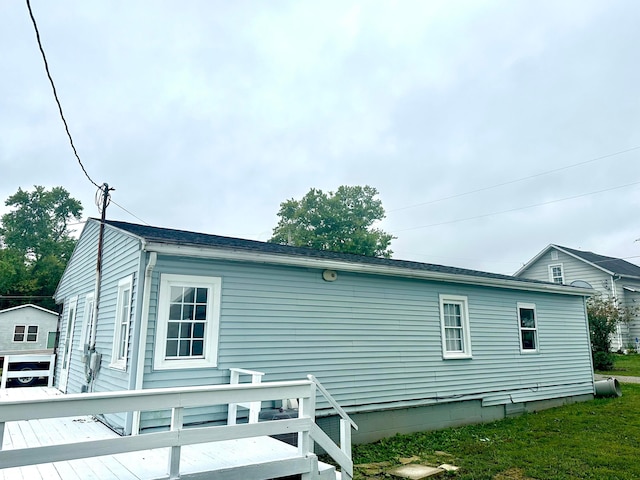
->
1;0;639;274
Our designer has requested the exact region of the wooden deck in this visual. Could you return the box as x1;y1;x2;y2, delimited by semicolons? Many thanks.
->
0;386;342;480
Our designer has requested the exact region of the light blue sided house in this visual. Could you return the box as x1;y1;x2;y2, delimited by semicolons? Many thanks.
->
54;219;596;444
515;244;640;352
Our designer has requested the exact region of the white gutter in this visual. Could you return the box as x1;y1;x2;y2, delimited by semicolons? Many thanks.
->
131;249;157;435
143;242;594;297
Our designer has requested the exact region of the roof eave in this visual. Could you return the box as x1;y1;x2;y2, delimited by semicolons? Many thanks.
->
513;244;555;277
144;242;594;296
553;245;616;276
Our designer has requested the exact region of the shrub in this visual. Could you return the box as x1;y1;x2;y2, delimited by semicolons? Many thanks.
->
587;295;636;370
593;351;614;370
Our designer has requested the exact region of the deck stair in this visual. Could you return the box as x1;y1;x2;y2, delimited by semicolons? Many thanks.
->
0;376;357;480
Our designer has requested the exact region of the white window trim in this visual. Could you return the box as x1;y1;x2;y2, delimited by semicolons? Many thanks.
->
26;325;38;342
110;275;133;370
517;302;538;353
13;325;38;343
80;293;95;353
439;294;472;359
154;273;222;370
548;264;564;284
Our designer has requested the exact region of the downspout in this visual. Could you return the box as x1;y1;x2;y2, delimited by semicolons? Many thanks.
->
131;249;157;435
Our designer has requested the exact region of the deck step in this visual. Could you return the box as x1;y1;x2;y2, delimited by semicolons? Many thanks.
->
318;460;338;480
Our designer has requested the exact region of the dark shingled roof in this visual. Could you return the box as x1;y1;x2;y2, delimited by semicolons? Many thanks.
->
556;245;640;278
101;219;564;288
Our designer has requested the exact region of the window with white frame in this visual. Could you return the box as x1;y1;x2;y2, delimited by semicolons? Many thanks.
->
13;325;38;342
548;264;564;284
439;294;472;359
111;276;133;370
518;302;538;352
154;274;221;370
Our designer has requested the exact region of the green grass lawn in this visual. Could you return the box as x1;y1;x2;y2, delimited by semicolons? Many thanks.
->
352;383;640;479
596;353;640;377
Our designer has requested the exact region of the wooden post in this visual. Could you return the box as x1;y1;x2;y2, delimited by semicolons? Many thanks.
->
298;381;315;457
46;354;55;387
227;368;265;425
168;406;183;480
0;356;9;389
340;418;353;480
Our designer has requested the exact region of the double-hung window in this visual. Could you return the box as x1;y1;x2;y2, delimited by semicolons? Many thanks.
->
13;325;38;342
439;294;472;359
548;264;564;284
518;302;538;352
111;276;133;370
154;274;221;370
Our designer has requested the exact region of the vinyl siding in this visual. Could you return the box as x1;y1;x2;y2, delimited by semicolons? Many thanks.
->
518;247;640;349
139;255;593;430
54;220;141;432
0;307;58;354
518;248;613;293
621;280;640;348
54;222;101;393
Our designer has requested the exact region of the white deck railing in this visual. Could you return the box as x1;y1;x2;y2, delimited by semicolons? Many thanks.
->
0;353;55;389
227;367;265;425
0;378;356;480
308;373;358;472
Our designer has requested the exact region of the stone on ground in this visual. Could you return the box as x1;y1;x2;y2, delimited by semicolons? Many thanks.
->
388;464;445;479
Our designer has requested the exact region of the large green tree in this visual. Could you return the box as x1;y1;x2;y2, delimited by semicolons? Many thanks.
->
0;186;83;310
269;185;394;258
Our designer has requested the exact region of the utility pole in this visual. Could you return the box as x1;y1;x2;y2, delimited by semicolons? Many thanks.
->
87;183;113;387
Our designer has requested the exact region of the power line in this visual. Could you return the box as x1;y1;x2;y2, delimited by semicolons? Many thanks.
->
25;0;99;189
111;200;150;225
392;179;640;233
388;145;640;214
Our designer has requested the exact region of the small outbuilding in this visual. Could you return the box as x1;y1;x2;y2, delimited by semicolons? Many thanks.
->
0;304;58;356
54;219;596;443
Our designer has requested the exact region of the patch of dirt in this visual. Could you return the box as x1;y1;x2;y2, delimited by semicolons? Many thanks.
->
493;468;537;480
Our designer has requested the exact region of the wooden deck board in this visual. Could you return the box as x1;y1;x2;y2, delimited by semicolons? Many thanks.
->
0;387;340;480
1;388;310;480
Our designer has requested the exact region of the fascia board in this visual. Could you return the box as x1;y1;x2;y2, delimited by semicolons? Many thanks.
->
53;220;97;301
0;304;58;316
55;219;146;302
513;244;555;277
145;242;594;297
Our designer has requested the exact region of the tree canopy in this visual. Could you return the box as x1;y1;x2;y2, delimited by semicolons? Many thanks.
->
0;186;83;310
269;185;394;258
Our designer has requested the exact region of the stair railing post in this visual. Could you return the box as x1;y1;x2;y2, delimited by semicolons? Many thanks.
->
340;418;353;480
298;381;316;457
168;406;183;480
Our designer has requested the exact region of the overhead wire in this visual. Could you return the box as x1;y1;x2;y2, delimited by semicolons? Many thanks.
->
26;0;150;227
111;200;151;225
25;0;99;189
387;145;640;213
392;179;640;233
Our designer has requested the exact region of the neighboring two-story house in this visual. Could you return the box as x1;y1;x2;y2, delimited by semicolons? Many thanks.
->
515;244;640;351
